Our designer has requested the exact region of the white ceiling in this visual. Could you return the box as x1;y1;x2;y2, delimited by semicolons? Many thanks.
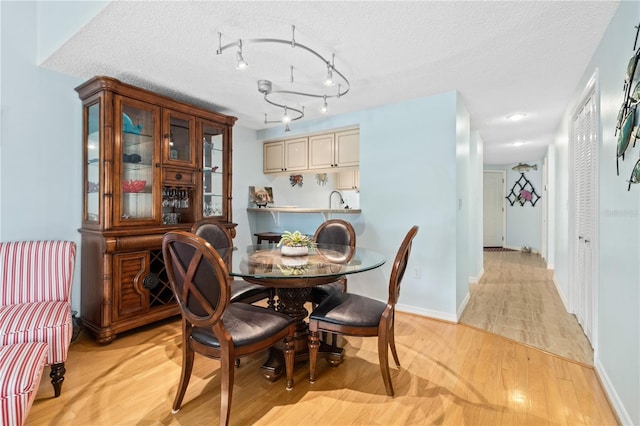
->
41;1;619;165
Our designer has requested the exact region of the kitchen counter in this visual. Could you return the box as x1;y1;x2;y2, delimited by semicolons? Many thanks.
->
247;207;361;224
247;207;361;213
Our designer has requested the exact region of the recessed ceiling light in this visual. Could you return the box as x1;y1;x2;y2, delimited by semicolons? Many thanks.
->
513;141;526;147
506;113;527;122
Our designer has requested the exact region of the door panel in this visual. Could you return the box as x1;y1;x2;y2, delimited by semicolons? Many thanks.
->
483;171;505;247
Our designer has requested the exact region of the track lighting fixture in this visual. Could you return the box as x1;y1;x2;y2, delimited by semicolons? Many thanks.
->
217;25;350;132
235;39;248;70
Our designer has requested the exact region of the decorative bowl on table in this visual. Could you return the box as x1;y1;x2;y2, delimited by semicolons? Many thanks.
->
280;245;309;257
122;179;146;193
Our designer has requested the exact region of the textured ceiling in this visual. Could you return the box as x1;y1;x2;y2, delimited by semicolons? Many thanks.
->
41;1;619;165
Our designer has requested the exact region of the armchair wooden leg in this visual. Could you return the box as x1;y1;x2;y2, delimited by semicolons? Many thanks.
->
50;363;65;397
308;330;320;383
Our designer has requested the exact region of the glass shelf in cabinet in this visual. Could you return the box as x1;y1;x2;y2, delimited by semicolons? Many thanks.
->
122;132;153;146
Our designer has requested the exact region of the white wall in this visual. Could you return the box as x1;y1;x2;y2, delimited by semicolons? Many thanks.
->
552;2;639;423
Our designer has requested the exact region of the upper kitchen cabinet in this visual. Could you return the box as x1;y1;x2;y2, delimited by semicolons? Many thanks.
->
309;129;359;170
336;168;359;191
263;137;308;173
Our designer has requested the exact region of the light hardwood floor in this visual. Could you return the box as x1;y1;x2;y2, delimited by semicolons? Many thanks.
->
27;312;617;424
460;251;594;365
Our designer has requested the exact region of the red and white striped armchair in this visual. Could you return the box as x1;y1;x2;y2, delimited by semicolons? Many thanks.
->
0;240;77;397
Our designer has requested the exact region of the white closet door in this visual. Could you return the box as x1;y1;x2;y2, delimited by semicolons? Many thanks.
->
572;91;597;343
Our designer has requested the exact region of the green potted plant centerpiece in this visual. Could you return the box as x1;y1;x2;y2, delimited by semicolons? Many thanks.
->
277;230;315;256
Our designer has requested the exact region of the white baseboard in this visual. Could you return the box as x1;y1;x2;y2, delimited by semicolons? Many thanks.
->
456;291;471;321
552;274;570;312
594;357;633;426
469;267;484;284
396;303;458;323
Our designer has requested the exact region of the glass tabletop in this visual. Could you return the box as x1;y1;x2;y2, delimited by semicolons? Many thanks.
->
224;244;386;280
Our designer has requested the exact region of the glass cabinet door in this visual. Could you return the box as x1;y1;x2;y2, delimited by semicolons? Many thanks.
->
84;101;101;223
163;109;196;168
116;97;160;225
201;121;225;218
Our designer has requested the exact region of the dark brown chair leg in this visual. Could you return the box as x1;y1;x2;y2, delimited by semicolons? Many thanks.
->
308;329;320;383
50;362;65;397
172;341;194;413
378;319;394;396
284;334;295;390
389;313;400;367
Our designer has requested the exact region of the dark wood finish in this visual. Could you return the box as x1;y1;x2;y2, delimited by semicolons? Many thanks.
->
253;232;282;244
308;225;419;396
76;76;237;343
162;231;295;426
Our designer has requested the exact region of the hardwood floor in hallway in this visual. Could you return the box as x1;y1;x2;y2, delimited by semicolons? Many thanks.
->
460;251;594;365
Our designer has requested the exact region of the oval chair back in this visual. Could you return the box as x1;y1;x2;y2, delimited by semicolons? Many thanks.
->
191;221;274;306
191;220;233;250
162;230;230;330
388;225;419;307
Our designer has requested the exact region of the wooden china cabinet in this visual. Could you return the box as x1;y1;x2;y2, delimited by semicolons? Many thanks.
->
76;76;237;344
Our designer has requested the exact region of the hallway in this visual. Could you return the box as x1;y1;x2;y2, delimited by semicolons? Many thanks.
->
460;250;594;365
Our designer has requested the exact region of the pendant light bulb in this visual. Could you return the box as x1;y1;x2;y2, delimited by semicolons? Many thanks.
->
321;95;328;113
282;106;292;124
236;39;248;70
284;123;291;132
323;65;334;86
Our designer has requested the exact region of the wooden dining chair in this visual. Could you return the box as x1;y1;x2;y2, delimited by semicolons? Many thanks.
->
191;220;274;307
307;225;419;397
162;231;295;426
308;219;356;305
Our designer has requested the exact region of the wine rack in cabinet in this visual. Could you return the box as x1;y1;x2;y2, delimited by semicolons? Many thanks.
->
76;76;236;343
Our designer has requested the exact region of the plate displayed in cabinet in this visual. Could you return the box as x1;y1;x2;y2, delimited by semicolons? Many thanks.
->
122;179;146;193
123;113;143;135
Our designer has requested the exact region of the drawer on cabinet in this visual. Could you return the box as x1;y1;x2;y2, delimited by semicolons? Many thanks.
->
162;167;196;186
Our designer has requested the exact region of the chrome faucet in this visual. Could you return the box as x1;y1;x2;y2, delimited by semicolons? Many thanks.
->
329;190;344;209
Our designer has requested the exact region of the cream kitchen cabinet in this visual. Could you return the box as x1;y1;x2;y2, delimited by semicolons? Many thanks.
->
263;137;308;173
336;168;359;190
308;129;359;170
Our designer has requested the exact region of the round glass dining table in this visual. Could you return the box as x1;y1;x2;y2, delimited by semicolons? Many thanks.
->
222;243;386;380
227;243;386;285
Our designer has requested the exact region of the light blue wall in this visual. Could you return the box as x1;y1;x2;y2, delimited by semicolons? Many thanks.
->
36;1;109;64
485;161;543;252
455;93;470;309
469;131;484;281
259;92;467;320
1;1;86;311
552;1;639;423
